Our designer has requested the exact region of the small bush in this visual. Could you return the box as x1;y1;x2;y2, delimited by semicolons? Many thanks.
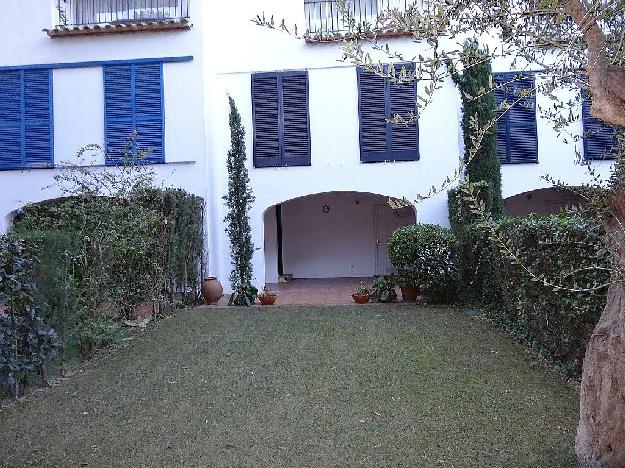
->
388;224;458;304
229;284;258;307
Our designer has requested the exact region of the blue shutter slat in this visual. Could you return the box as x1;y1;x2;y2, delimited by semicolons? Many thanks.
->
134;63;164;163
0;69;53;170
104;63;164;165
136;120;163;162
104;65;132;121
252;75;281;167
0;129;21;169
0;71;21;125
494;73;538;164
389;64;419;161
281;72;310;166
0;71;22;168
104;65;133;164
359;68;388;162
24;69;53;167
582;96;618;160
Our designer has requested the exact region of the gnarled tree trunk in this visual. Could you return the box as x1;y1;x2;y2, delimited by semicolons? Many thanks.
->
576;195;625;467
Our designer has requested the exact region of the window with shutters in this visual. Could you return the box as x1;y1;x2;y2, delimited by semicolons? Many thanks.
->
493;72;538;164
252;71;310;168
582;95;619;160
0;69;53;170
104;62;164;165
357;64;419;163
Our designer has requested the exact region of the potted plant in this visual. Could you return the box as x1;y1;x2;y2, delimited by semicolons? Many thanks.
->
258;288;277;306
397;272;420;301
370;275;398;303
228;283;258;307
352;282;370;304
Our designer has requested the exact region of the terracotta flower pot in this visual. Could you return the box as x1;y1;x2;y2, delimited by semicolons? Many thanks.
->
400;287;419;302
352;294;370;304
259;295;277;306
201;277;224;305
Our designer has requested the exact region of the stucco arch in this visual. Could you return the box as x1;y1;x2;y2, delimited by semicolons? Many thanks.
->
504;187;586;217
261;191;417;284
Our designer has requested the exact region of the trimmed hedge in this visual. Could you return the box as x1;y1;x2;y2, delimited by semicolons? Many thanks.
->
388;224;459;304
461;214;609;376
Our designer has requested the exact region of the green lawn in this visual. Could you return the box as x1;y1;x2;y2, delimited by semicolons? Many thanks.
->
0;305;579;467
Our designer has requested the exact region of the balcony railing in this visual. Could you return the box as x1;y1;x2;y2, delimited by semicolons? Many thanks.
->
50;0;191;35
304;0;412;37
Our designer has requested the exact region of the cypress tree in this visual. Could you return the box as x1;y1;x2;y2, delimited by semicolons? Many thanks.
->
452;41;505;218
223;97;255;288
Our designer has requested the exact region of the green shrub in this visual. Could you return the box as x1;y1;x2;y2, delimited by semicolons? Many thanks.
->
370;276;397;303
462;214;609;376
388;224;458;304
11;230;82;375
0;237;60;399
228;283;258;307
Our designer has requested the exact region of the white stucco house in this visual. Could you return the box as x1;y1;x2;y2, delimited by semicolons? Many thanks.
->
0;0;617;292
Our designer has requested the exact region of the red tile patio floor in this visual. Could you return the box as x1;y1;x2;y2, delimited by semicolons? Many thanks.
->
216;277;405;306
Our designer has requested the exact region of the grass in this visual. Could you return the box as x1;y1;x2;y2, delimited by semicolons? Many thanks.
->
0;305;579;467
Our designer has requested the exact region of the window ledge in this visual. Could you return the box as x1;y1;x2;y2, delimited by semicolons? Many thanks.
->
0;160;196;172
45;18;192;38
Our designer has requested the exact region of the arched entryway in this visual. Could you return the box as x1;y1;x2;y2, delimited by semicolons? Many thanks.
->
505;187;586;217
263;191;416;284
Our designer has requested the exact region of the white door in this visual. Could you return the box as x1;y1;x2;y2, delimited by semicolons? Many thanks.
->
374;204;416;276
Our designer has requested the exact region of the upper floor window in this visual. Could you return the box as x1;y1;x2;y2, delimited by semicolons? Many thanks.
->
582;95;620;160
304;0;411;36
49;0;191;36
493;72;538;164
0;69;54;170
358;64;419;163
252;71;311;168
104;63;164;165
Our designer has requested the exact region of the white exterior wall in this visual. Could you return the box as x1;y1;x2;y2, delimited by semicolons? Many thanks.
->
0;1;616;292
0;1;207;233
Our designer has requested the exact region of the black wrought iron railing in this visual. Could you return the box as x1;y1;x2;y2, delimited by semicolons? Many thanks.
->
54;0;190;27
304;0;412;35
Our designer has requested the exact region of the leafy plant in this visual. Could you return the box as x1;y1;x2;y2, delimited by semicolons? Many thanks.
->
0;238;60;399
370;276;397;303
387;224;458;303
228;284;258;307
257;288;277;298
354;282;370;296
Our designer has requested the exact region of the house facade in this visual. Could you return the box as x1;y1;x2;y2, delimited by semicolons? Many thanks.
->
0;0;617;291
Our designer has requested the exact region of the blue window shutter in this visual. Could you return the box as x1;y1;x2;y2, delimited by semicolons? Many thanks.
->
494;73;538;164
252;74;281;167
104;65;133;164
0;71;23;169
134;63;164;163
389;63;419;161
358;67;388;162
582;95;618;160
0;69;53;170
104;63;164;165
281;72;311;166
24;69;53;167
